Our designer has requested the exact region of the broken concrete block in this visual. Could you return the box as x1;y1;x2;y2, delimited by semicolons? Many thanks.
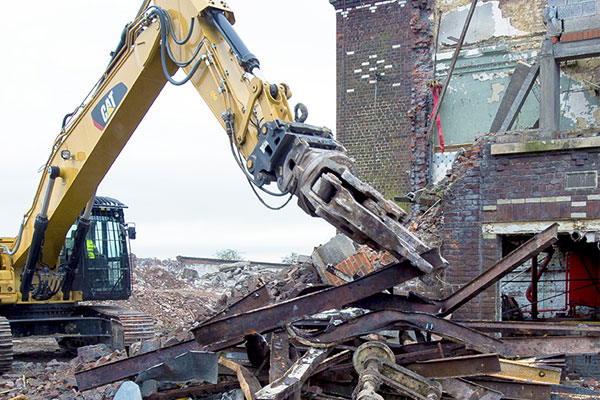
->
114;381;142;400
140;379;159;397
76;343;112;363
311;234;357;284
129;338;160;357
182;267;199;281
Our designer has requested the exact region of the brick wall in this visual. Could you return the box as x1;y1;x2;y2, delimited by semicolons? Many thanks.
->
443;133;600;320
482;136;600;224
548;0;598;20
330;0;434;200
442;141;494;320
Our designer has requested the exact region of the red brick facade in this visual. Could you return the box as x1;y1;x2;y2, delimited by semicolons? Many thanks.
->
330;0;434;200
443;134;600;320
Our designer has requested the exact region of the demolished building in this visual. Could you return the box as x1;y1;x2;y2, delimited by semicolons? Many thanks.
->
329;0;600;321
5;1;600;399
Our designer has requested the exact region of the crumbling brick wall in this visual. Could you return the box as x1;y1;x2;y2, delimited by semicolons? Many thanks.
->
443;131;600;320
442;140;498;320
329;0;434;200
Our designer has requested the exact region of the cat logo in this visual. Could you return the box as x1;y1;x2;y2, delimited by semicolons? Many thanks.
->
91;83;128;131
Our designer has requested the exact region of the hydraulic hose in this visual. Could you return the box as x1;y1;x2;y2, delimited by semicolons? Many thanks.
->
20;167;60;301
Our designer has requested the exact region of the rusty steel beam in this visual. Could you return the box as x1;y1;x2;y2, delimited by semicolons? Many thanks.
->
312;350;352;376
350;292;441;314
288;310;506;355
269;332;291;384
146;381;241;400
457;320;600;336
191;258;426;347
472;379;600;399
77;259;423;391
290;310;600;358
405;353;501;378
440;223;558;316
440;378;502;400
202;284;272;325
470;378;552;400
501;336;600;357
550;384;600;399
255;348;332;400
396;341;469;361
308;380;354;399
76;285;272;391
77;339;200;391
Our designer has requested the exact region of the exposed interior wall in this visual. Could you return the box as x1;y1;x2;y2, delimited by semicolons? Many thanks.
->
433;0;600;160
329;1;600;322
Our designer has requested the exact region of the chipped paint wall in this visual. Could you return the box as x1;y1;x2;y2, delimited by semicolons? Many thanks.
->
329;0;600;195
432;0;600;165
560;59;600;129
434;0;544;150
435;46;540;146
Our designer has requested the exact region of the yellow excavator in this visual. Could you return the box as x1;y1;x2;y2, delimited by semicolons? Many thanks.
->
0;0;444;370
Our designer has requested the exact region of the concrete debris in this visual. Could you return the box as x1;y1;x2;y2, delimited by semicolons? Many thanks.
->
4;226;600;399
97;257;306;335
113;381;142;400
67;227;599;399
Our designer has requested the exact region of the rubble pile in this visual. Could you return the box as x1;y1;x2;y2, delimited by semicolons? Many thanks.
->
96;260;215;334
0;358;79;400
0;258;321;400
3;223;600;399
70;224;600;400
96;258;314;335
0;343;128;400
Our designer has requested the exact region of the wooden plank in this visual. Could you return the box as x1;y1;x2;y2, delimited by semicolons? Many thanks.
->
219;357;262;400
490;61;539;133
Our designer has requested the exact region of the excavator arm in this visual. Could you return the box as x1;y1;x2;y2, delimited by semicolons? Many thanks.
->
157;0;445;271
2;0;444;304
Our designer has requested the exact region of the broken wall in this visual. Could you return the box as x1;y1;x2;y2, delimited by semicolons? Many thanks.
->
443;131;600;320
434;0;600;162
330;0;600;198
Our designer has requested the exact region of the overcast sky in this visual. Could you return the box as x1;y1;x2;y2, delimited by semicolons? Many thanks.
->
0;1;337;263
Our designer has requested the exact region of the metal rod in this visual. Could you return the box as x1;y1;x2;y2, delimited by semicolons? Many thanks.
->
441;223;558;316
531;256;538;319
427;0;478;164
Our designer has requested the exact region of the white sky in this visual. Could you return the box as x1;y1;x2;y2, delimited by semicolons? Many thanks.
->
0;1;337;263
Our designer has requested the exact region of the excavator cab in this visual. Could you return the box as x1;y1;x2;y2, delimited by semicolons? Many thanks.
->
60;196;133;301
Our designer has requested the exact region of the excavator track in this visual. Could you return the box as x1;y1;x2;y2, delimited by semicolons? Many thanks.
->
0;316;13;372
90;306;155;347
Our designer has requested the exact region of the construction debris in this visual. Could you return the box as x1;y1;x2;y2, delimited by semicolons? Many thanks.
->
2;224;600;399
61;223;600;399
